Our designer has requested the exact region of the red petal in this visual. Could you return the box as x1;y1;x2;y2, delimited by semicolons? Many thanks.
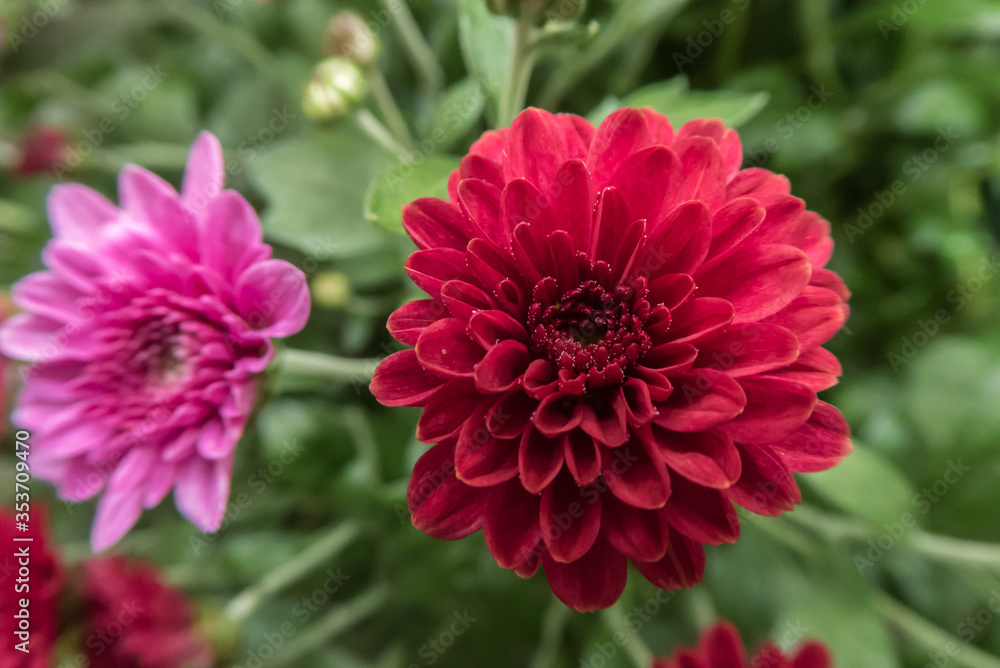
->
590;187;632;266
792;642;833;668
455;406;519;486
623;378;656;426
406;248;471;298
651;426;741;489
602;434;671;509
534;392;584;436
725;443;801;515
542;537;627;612
721;376;816;444
402;198;474;251
466;238;521;294
670;136;726;212
459;179;505;248
440;280;495;321
772;346;841;391
563;429;602;485
540;471;602;563
609;146;680;229
695;323;800;377
669;297;735;344
407;442;488;540
665;476;740;544
504;108;581;195
550;159;594;249
487;390;535;439
415;318;485;377
588;108;653;189
524;359;559;399
769;401;852;473
468;309;528;349
703;197;766;267
483;479;542;569
519;425;566;493
387;299;446;346
474;339;531;393
647;273;695;311
701;621;746;666
579;389;629;447
654;368;746;432
602;492;670;561
644;201;712;276
633;525;705;589
696;244;811;324
762;286;848;351
416;378;484;442
370;349;445;407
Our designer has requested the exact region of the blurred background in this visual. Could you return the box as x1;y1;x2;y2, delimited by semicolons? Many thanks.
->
1;0;999;666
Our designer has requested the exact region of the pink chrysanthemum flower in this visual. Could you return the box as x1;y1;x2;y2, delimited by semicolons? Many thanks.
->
82;557;214;668
0;132;309;550
652;620;833;668
371;108;851;611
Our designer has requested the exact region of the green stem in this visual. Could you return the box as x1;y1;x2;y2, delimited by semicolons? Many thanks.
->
379;0;443;97
600;601;652;668
531;596;571;668
225;521;363;623
874;592;1000;668
499;19;537;127
367;68;417;151
909;530;1000;572
355;109;412;162
271;585;390;667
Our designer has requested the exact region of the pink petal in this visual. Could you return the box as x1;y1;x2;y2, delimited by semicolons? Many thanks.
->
174;455;233;533
235;259;310;337
200;191;268;281
119;164;197;257
181;131;225;210
91;485;144;552
12;271;87;323
47;183;118;241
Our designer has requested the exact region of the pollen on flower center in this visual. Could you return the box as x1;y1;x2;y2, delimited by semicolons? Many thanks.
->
527;275;653;389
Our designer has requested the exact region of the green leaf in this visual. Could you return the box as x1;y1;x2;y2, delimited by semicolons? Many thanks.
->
590;76;769;128
421;78;487;152
247;127;390;258
805;441;917;528
457;0;513;120
365;154;460;235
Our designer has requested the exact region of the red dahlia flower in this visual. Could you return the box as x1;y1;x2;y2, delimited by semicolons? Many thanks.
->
82;557;213;668
652;621;833;668
0;509;63;668
371;107;851;611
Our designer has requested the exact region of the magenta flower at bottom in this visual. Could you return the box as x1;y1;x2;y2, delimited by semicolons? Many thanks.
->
0;132;310;550
371;108;852;611
652;621;833;668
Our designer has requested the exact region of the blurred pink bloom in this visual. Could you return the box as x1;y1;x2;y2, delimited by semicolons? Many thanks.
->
0;132;310;550
83;557;214;668
13;125;70;178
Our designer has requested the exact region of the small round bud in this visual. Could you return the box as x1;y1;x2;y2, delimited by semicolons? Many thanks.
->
324;11;380;66
311;272;351;309
302;58;368;122
486;0;585;25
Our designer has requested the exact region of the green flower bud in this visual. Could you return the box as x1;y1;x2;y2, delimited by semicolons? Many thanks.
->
323;11;380;66
486;0;585;25
302;57;368;122
311;272;351;309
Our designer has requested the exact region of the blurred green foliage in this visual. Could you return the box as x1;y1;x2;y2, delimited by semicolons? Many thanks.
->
1;0;999;667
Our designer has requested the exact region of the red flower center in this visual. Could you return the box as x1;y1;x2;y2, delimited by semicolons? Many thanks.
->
528;261;653;390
